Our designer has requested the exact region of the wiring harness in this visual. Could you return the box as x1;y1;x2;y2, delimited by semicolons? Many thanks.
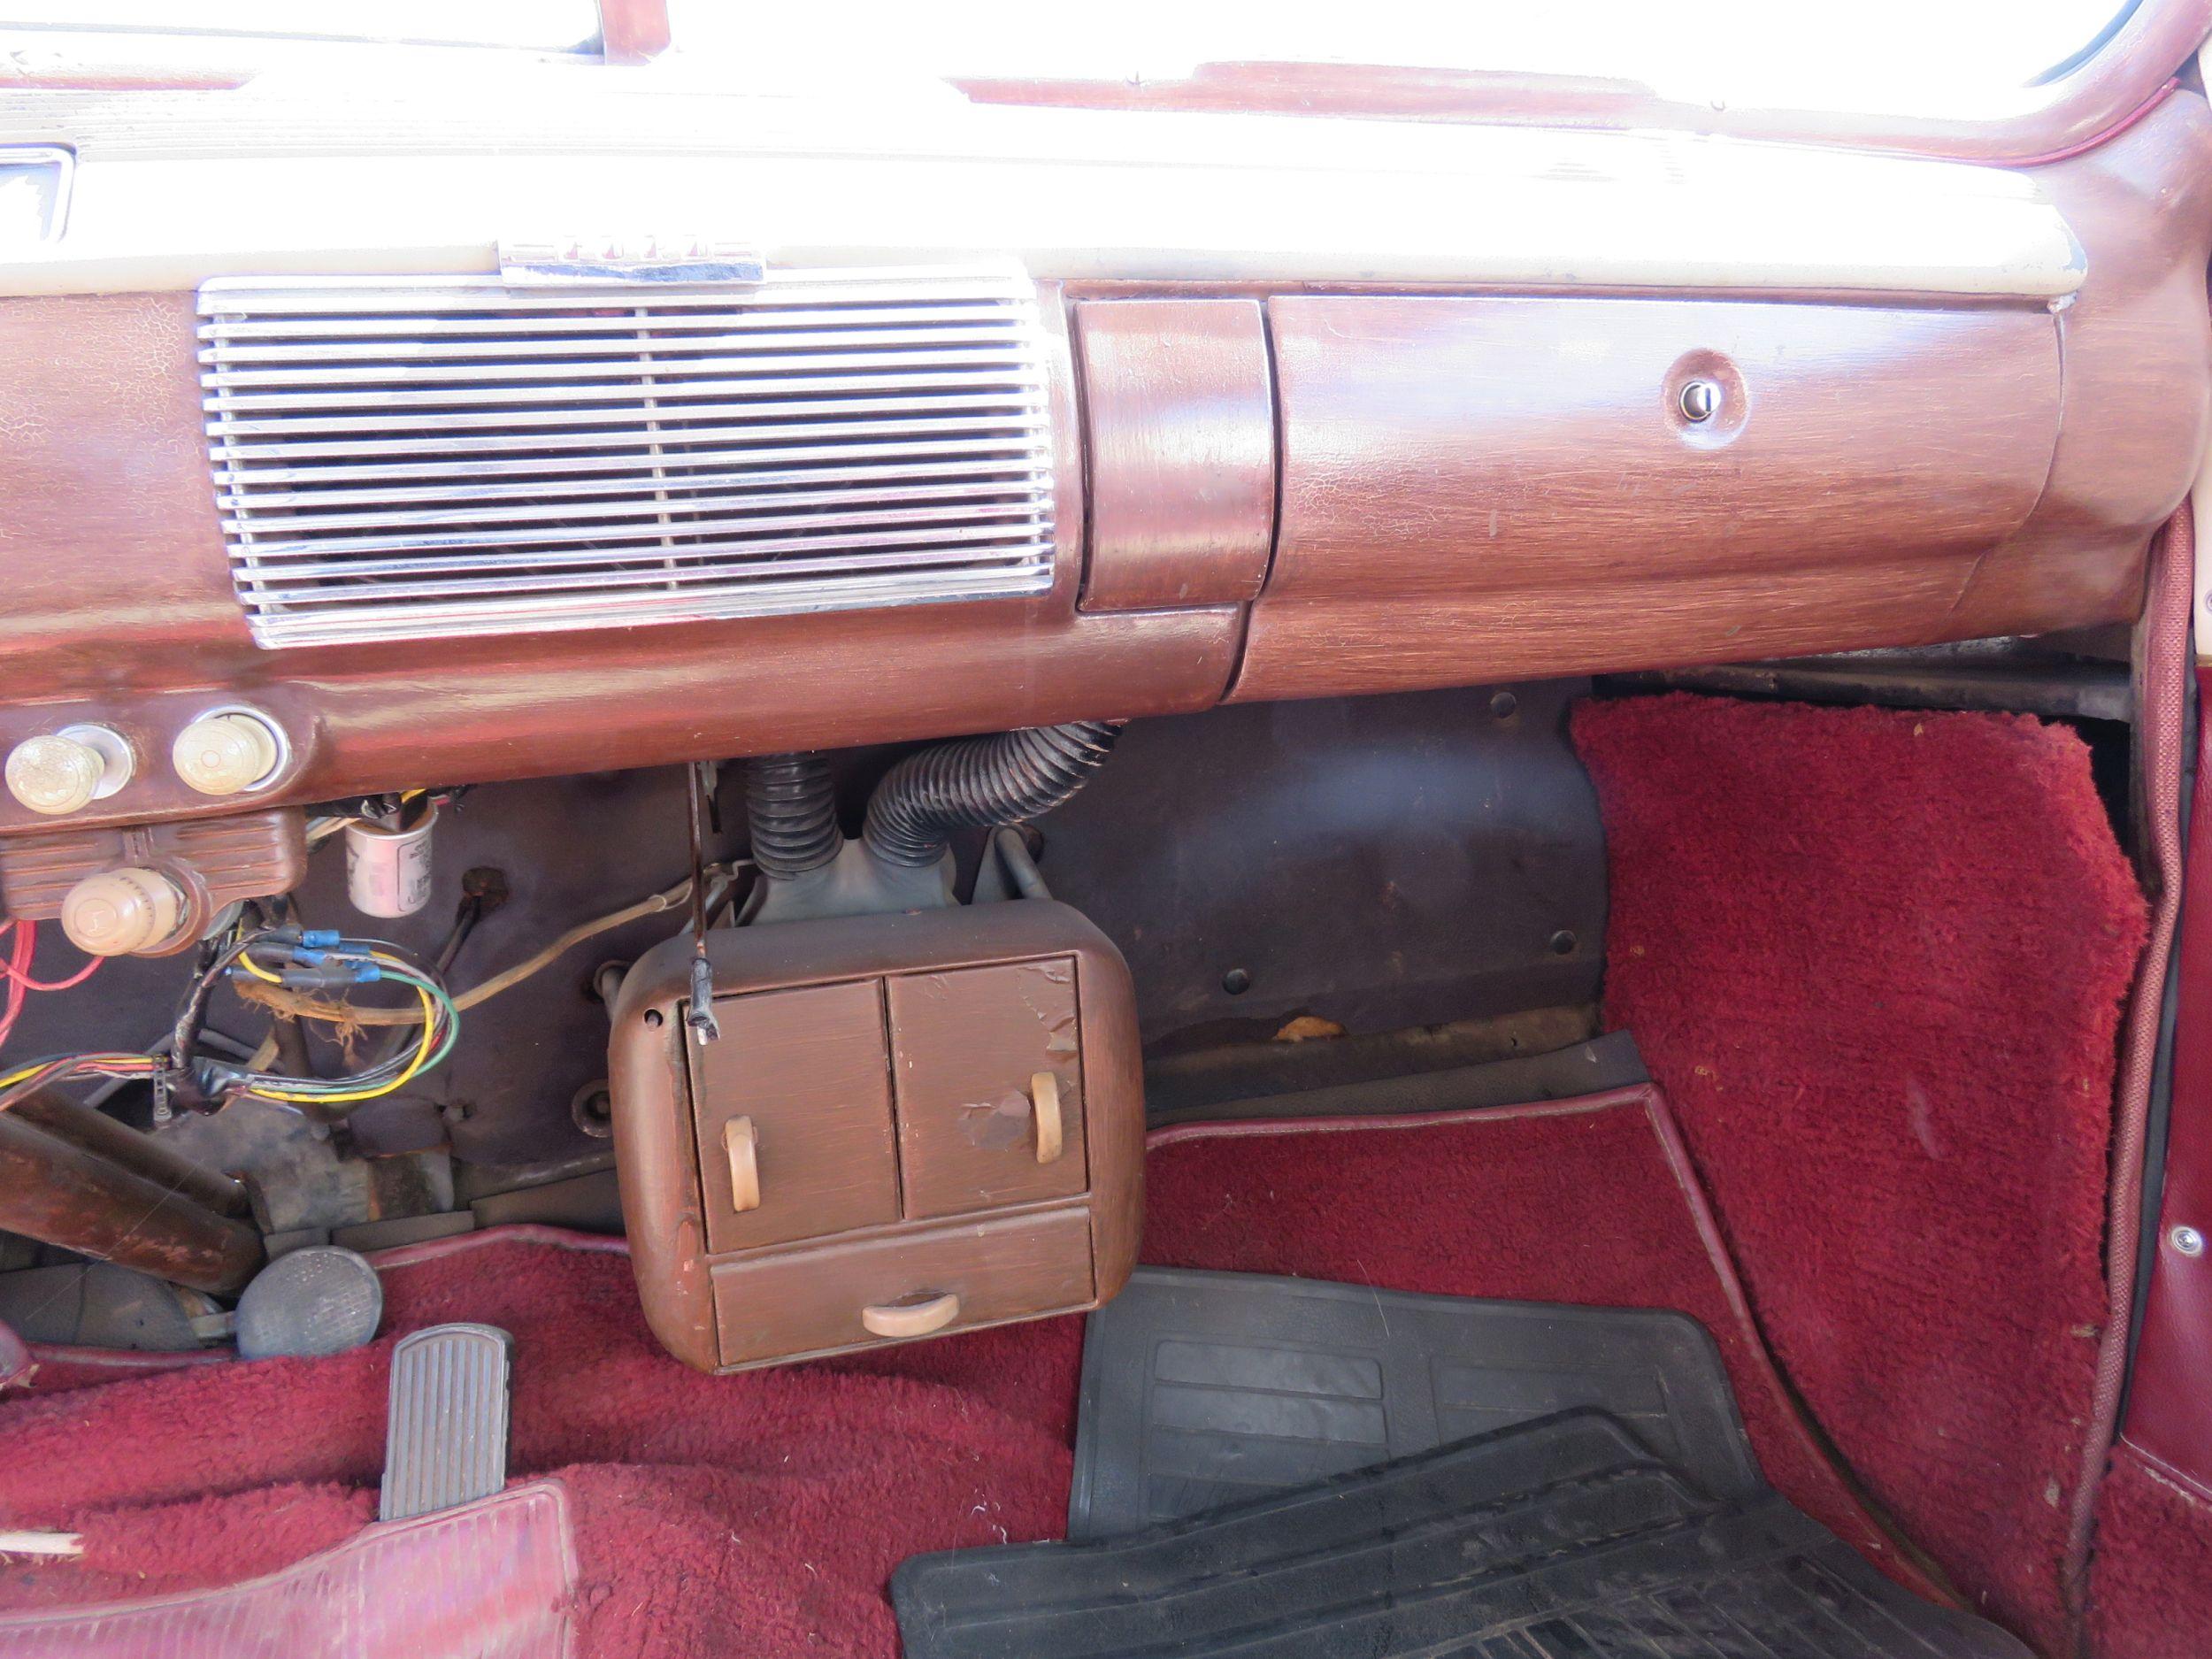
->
0;862;736;1123
0;922;460;1120
195;926;459;1110
0;1048;164;1115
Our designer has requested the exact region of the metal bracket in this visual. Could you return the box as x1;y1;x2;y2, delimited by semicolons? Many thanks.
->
683;762;720;1046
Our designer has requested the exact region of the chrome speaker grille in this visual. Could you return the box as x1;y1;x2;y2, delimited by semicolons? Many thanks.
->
198;267;1057;649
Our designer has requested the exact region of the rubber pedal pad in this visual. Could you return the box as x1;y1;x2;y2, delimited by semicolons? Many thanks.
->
379;1322;515;1522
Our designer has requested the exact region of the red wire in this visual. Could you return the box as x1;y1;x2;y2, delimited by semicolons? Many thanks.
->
0;925;29;1051
0;922;103;993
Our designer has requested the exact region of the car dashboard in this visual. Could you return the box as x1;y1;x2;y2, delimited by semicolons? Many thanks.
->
0;66;2202;841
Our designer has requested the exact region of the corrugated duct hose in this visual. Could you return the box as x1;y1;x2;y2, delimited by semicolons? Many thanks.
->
743;752;841;879
863;721;1125;870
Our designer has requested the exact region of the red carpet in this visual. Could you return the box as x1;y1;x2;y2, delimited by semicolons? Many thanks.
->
1143;1095;1914;1578
2088;1442;2212;1659
0;1237;1085;1655
1574;694;2147;1654
0;1091;1918;1655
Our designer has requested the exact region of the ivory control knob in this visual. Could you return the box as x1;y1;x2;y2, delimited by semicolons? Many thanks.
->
6;733;106;816
6;726;130;816
60;867;185;957
173;711;282;796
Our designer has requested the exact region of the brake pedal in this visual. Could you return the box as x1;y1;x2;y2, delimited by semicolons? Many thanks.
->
378;1323;515;1521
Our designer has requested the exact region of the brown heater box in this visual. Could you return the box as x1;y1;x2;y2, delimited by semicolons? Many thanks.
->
608;901;1144;1373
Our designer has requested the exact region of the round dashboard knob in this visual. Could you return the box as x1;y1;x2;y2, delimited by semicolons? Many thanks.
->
173;711;282;797
61;867;185;957
7;733;107;816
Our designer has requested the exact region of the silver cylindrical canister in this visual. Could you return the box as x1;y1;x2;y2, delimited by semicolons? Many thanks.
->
344;802;437;918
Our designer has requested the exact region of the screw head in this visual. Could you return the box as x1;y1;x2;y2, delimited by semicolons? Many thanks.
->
571;1081;615;1140
2172;1225;2205;1257
1678;380;1722;423
1221;968;1252;996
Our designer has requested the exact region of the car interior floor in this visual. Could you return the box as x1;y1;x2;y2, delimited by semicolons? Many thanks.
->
17;34;2212;1654
0;664;2187;1659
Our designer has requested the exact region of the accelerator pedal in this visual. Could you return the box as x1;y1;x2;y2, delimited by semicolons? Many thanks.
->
378;1323;515;1522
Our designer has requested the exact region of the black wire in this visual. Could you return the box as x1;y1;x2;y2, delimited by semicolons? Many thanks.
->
4;926;457;1124
358;897;480;1071
168;928;262;1077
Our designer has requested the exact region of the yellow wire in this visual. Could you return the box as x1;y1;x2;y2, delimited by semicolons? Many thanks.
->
4;940;442;1112
0;1055;157;1095
247;979;435;1104
228;872;705;1034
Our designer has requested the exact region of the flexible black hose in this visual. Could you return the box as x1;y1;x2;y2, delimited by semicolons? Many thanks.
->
745;753;841;880
863;721;1123;869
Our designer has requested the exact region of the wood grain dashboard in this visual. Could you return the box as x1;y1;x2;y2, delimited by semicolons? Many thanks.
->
0;94;2207;835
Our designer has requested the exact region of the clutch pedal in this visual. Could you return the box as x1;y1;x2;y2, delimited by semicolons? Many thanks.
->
378;1322;515;1521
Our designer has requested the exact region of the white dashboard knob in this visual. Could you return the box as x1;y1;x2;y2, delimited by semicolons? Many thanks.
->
61;867;185;956
8;733;108;816
173;711;281;796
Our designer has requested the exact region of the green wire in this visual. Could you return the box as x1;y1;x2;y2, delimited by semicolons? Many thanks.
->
234;940;462;1099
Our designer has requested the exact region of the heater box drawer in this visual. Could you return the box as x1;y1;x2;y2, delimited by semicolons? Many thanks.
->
710;1208;1096;1369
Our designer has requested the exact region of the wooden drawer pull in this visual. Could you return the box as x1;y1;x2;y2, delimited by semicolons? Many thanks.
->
723;1116;760;1213
861;1291;962;1339
1031;1071;1064;1164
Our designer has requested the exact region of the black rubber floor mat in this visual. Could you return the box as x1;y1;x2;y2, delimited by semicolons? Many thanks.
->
1068;1266;1760;1538
895;1410;2030;1659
